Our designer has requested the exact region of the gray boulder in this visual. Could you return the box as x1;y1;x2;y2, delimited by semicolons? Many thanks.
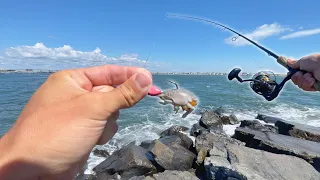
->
199;110;223;130
148;139;196;171
239;120;278;133
275;120;320;143
139;140;153;149
96;172;120;180
93;144;157;178
151;170;199;180
190;123;209;137
213;107;225;116
160;125;189;137
204;143;320;180
221;114;239;125
160;127;193;150
92;148;110;157
234;127;320;172
195;132;244;164
256;113;284;123
129;170;199;180
195;132;244;153
75;174;97;180
128;176;155;180
158;135;184;148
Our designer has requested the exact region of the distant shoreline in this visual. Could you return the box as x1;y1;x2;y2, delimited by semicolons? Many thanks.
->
0;69;287;76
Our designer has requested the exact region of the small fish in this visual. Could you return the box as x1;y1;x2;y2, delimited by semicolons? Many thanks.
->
148;81;198;118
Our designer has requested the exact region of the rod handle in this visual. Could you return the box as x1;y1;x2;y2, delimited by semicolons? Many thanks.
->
277;56;320;91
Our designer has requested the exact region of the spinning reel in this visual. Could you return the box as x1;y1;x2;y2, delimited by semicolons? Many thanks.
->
167;14;320;101
228;68;294;101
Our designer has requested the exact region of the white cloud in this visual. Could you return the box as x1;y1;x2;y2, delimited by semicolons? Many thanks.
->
1;42;163;70
280;28;320;40
225;23;290;46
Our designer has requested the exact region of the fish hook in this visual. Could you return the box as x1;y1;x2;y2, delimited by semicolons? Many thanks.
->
168;80;179;89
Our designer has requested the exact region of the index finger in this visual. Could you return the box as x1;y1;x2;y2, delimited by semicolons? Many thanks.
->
68;64;152;91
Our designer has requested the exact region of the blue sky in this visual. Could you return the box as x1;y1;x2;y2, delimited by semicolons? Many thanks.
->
0;0;319;73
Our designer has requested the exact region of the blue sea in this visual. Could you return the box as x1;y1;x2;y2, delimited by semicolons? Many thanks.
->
0;73;319;173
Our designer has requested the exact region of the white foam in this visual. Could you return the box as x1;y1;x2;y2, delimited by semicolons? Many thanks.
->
223;124;240;136
85;107;201;174
84;103;320;174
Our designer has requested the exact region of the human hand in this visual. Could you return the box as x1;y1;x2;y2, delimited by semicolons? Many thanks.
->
287;54;320;91
0;65;152;180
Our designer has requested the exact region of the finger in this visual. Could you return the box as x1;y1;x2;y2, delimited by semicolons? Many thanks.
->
295;71;305;88
291;71;302;85
68;65;152;91
92;85;114;92
301;73;316;91
287;59;300;69
97;71;152;113
97;111;119;145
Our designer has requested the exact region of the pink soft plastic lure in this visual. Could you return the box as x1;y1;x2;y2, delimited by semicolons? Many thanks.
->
148;85;162;96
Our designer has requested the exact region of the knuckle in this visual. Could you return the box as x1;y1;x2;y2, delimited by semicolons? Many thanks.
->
47;70;70;82
118;84;138;107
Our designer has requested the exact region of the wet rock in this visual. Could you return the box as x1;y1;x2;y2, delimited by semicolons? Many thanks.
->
75;174;97;180
275;120;320;143
195;132;244;164
96;172;120;180
195;148;207;165
140;140;153;149
160;125;189;137
234;127;320;172
190;123;209;137
75;162;91;180
148;139;196;171
204;143;320;180
256;113;284;124
213;107;225;116
195;132;244;153
151;170;199;180
199;110;223;130
93;143;157;179
128;176;155;180
158;135;184;148
239;120;278;133
92;148;110;157
221;114;239;125
160;128;193;150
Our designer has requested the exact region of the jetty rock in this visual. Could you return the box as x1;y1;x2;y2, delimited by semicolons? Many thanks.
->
204;143;320;180
84;108;320;180
256;113;320;143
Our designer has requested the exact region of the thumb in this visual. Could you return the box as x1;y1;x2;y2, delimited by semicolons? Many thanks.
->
99;71;152;113
287;59;300;69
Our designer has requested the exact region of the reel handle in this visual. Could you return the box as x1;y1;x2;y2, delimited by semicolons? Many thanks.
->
277;56;320;91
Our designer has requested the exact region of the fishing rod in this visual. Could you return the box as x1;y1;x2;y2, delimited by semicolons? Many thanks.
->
167;13;320;101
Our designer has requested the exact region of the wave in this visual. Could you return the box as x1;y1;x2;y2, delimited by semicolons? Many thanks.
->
84;102;320;174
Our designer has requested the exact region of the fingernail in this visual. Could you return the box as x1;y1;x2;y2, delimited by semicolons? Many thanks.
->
135;72;151;89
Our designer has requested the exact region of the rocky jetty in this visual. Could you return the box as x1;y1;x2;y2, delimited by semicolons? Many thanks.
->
76;110;320;180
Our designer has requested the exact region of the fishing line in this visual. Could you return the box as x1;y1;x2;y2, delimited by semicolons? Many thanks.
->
143;41;156;69
165;12;320;100
166;13;279;59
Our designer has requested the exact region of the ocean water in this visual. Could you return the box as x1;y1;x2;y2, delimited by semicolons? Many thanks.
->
0;73;319;173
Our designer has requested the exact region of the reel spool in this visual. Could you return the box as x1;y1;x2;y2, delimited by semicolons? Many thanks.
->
250;71;277;95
